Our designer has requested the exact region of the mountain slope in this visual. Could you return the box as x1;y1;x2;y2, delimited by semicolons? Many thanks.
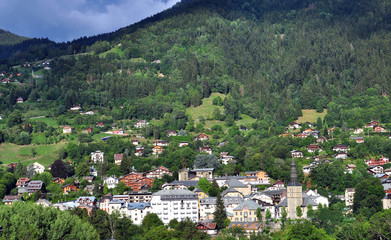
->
0;29;28;46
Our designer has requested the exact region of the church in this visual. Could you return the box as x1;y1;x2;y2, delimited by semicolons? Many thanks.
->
277;158;328;219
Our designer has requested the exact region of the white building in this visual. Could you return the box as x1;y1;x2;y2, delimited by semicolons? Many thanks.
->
134;120;149;128
121;202;152;225
345;188;355;207
91;150;104;163
151;189;199;224
104;176;119;189
27;162;45;176
199;197;243;220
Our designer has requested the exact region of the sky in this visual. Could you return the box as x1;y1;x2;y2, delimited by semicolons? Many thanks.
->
0;0;181;43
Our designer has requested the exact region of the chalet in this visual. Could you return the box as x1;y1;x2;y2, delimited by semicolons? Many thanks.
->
332;144;349;153
84;111;94;115
302;128;314;135
62;126;72;134
62;184;79;194
220;152;229;158
128;192;152;202
152;145;164;155
153;140;169;147
27;180;45;194
152;59;161;64
96;122;104;127
2;78;10;83
178;168;214;181
365;120;378;128
335;152;348;160
244;170;269;183
197;222;217;236
200;146;213;154
70;105;81;111
114;153;123;165
307;144;322;153
374;173;389;179
374;126;387;133
368;165;384;175
316;136;327;143
353;128;364;134
289;122;301;129
104;176;119;189
158;73;165;78
345;164;356;174
52;177;64;184
119;173;154;192
221;156;236;165
2;195;20;205
132;139;139;146
135;148;144;157
279;132;295;138
113;129;124;135
291;150;303;158
345;188;355;206
77;196;97;207
84;185;95;195
27;162;45;176
296;133;307;139
310;131;320;138
196;134;209;141
167;130;178;137
273;181;285;189
91;150;104;163
86;127;92;133
17;97;24;103
365;157;389;166
134;120;149;128
179;142;189;147
350;136;364;143
16;178;30;188
145;166;173;179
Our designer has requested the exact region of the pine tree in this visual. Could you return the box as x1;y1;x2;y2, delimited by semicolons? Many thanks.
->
120;155;132;175
213;193;227;230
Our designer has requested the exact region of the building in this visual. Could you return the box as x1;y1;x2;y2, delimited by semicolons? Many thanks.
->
345;188;355;207
119;173;153;192
232;200;261;222
128;192;152;203
17;97;24;103
62;126;72;134
345;164;357;174
200;146;213;154
62;184;79;194
16;178;30;188
122;202;152;225
383;194;391;210
332;144;349;153
350;136;364;143
178;168;214;181
70;105;81;111
365;157;389;166
91;150;104;163
152;146;164;155
104;176;119;189
145;166;173;179
368;165;384;175
134;120;149;128
27;162;45;176
286;159;303;219
153;140;169;147
199;197;243;220
289;122;301;129
2;195;20;205
195;134;209;141
114;153;123;165
167;130;178;137
151;189;199;224
291;150;303;158
132;139;139;146
27;180;46;195
307;144;322;153
335;153;348;160
224;179;252;196
179;142;189;147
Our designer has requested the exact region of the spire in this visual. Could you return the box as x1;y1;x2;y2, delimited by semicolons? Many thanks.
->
289;157;300;186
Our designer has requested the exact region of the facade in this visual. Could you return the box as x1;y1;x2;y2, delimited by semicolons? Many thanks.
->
16;178;30;188
232;200;261;222
196;134;209;141
62;184;78;194
178;168;214;181
63;126;72;134
286;159;303;219
91;150;104;163
345;188;355;207
128;192;152;203
291;150;303;158
114;153;123;165
152;146;164;155
27;162;45;176
27;180;46;194
104;176;119;189
145;166;173;179
121;202;152;225
134;120;149;128
151;189;199;224
365;157;389;166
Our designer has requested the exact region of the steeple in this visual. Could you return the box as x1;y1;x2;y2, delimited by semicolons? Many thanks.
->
288;157;300;186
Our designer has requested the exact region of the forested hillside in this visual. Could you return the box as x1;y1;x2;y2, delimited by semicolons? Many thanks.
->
0;29;28;46
1;0;391;126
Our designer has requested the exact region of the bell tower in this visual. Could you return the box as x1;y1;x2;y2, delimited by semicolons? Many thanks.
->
287;158;302;219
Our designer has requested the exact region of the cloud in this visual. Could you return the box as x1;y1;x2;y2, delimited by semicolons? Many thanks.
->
0;0;181;42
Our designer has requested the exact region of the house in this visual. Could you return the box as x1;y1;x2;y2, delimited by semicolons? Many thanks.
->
232;200;262;222
52;177;64;184
199;197;243;221
96;122;104;127
132;139;139;146
62;184;79;194
113;129;125;135
128;192;153;203
350;136;364;143
221;156;236;165
16;178;30;188
365;157;389;166
279;133;295;138
291;150;303;158
306;122;313;128
296;133;307;139
84;111;94;115
244;171;269;183
196;134;209;141
104;176;119;189
167;130;178;137
17;97;24;103
302;128;314;135
307;144;322;153
178;168;214;181
77;196;97;208
91;150;104;163
316;136;327;143
200;146;213;154
152;146;164;155
374;126;387;133
150;189;199;224
84;185;95;195
2;195;20;205
27;162;45;176
224;179;252;196
114;153;123;165
335;152;348;160
345;164;356;174
70;105;81;111
36;198;52;207
365;120;378;128
145;166;173;179
134;120;149;128
119;173;154;192
153;140;169;147
383;194;391;210
197;222;217;236
345;188;355;206
135;146;144;157
353;128;364;134
27;180;46;194
332;144;349;153
121;202;152;225
289;122;301;129
179;142;189;147
62;126;72;134
367;165;384;175
90;167;98;177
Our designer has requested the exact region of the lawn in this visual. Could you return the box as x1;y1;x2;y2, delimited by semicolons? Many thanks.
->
99;46;125;58
297;109;328;123
187;93;225;120
29;116;58;126
0;142;66;168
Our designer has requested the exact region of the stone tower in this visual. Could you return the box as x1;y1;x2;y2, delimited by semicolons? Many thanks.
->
287;158;303;219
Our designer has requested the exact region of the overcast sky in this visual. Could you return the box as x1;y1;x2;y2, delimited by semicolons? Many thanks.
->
0;0;181;43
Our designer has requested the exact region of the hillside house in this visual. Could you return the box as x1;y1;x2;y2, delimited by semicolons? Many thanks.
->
350;136;364;143
2;195;20;205
335;152;348;160
354;128;364;134
27;162;45;176
167;130;178;137
316;136;327;143
91;150;104;163
62;184;79;194
62;126;72;134
104;176;119;189
196;134;209;141
70;105;81;111
179;142;189;147
332;144;349;153
345;164;357;174
296;133;307;139
134;120;149;128
152;146;164;155
307;144;322;153
289;122;301;129
145;166;173;179
135;146;145;157
179;168;214;181
374;126;387;132
153;140;169;147
368;165;384;175
96;122;104;127
200;146;213;154
291;150;303;158
132;139;139;146
345;188;355;206
365;120;378;128
17;97;23;103
365;157;389;166
27;180;46;194
114;153;123;165
16;178;30;188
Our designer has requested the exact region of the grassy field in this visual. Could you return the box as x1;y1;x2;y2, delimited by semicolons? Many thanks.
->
99;46;125;58
187;93;225;120
29;116;58;126
0;142;66;168
297;109;328;123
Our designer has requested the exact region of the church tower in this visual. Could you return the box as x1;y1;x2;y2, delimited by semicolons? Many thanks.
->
287;158;303;219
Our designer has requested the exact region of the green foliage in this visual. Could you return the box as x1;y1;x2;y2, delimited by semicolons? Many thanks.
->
197;177;212;194
353;178;385;218
213;193;227;230
142;213;164;229
75;163;90;178
283;220;334;240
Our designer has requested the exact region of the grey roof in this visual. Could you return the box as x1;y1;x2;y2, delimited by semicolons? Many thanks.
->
192;168;214;172
109;199;125;204
227;179;247;188
222;187;242;196
126;202;151;210
164;180;199;187
153;189;198;200
262;189;285;196
233;200;261;211
200;197;243;205
277;192;319;207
